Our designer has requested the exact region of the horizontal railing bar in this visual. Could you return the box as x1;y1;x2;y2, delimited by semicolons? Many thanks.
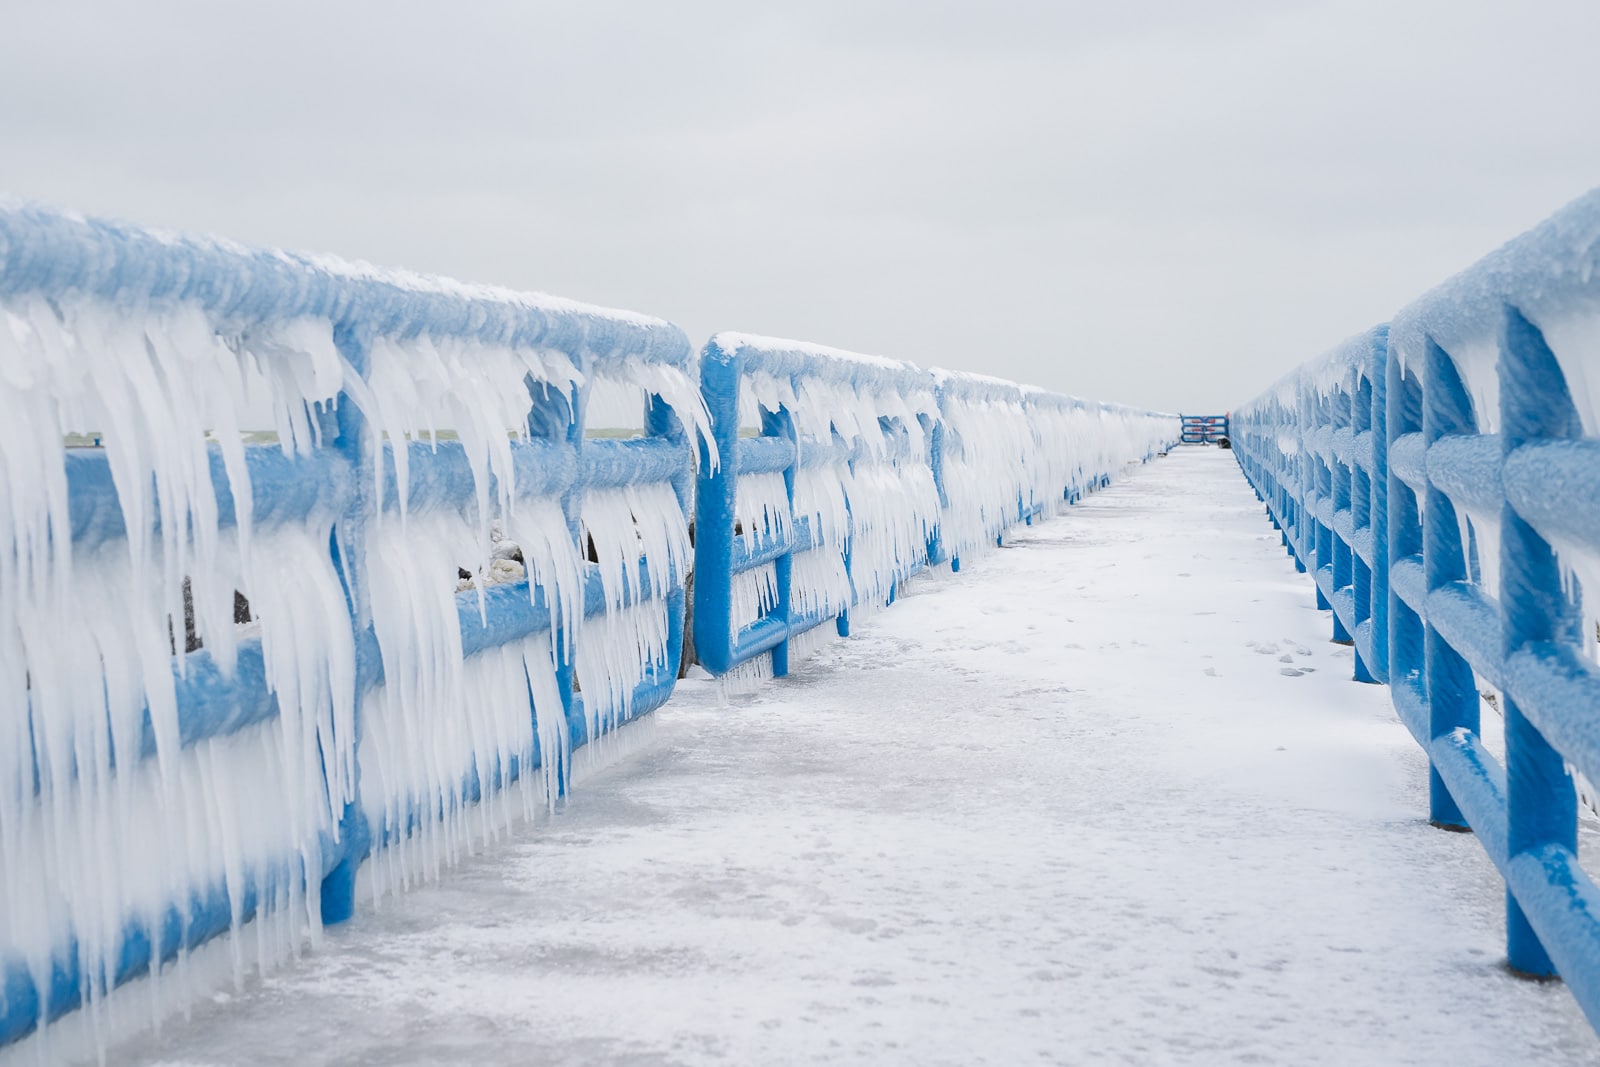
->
1333;508;1355;545
1389;433;1427;495
1506;846;1600;1035
1352;525;1375;567
729;616;788;662
1329;585;1357;639
1354;619;1378;678
1428;727;1509;865
1331;426;1355;465
116;560;676;762
1427;434;1503;516
730;519;819;573
583;437;686;489
1392;674;1430;745
0;203;692;364
1391;555;1427;616
0;843;338;1046
385;438;574;513
1503;439;1600;556
1426;582;1506;691
1351;429;1374;473
736;436;796;475
65;445;354;551
1504;642;1600;795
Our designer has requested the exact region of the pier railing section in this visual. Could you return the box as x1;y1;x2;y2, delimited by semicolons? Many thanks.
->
0;202;705;1047
1180;414;1230;445
1231;188;1600;1027
693;334;1180;682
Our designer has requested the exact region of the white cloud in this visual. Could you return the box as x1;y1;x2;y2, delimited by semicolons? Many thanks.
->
2;0;1597;411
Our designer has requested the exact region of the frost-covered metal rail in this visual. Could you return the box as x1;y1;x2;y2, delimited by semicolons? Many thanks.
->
692;334;1176;685
0;202;708;1050
1233;187;1600;1030
0;201;1176;1055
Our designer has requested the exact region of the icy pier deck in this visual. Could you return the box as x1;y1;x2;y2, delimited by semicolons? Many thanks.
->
97;449;1598;1065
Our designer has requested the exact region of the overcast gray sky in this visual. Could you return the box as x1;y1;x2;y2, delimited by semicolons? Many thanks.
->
3;0;1598;412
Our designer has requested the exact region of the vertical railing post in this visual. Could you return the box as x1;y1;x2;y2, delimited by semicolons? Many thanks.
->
526;376;582;794
1367;329;1392;683
1350;369;1375;679
1499;306;1581;976
1421;339;1478;831
319;317;375;925
1387;353;1429;800
1331;385;1354;644
923;411;945;564
646;394;691;679
691;341;741;676
761;404;796;676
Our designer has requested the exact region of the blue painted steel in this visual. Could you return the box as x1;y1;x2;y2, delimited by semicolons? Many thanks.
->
1231;187;1600;1028
692;338;1179;678
1180;414;1229;444
0;202;695;1046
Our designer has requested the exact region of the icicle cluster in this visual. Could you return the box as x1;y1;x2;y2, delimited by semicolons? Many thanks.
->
0;298;354;1052
708;333;1177;680
936;371;1177;564
0;204;705;1057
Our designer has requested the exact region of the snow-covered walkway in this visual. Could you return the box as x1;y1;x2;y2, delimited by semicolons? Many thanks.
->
99;448;1599;1065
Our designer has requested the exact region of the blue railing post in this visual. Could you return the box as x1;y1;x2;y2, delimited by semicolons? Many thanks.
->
1386;353;1428;774
319;318;375;926
1331;385;1354;644
691;341;741;676
1421;340;1479;831
1499;306;1580;976
760;404;795;676
528;378;582;797
1367;329;1391;684
648;393;693;680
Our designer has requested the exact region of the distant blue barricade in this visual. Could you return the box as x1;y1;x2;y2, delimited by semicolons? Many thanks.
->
1181;414;1229;444
1232;187;1600;1029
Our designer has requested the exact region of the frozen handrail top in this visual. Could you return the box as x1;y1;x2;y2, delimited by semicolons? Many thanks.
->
0;197;692;367
709;331;924;380
1389;186;1600;363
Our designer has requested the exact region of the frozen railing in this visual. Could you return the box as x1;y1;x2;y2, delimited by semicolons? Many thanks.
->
1231;187;1600;1029
692;334;1179;683
1180;414;1229;445
0;202;705;1048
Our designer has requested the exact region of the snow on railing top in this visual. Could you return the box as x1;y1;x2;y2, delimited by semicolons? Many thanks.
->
0;198;688;365
1389;188;1600;436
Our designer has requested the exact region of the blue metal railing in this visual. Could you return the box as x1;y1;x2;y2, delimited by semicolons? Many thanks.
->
1232;187;1600;1027
0;202;1177;1048
692;335;1180;678
1181;414;1229;445
0;203;697;1045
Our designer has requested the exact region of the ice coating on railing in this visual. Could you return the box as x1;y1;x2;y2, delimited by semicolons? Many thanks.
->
0;296;355;1053
936;372;1178;563
1230;186;1600;1026
0;199;699;1054
693;332;1180;688
1389;187;1600;437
